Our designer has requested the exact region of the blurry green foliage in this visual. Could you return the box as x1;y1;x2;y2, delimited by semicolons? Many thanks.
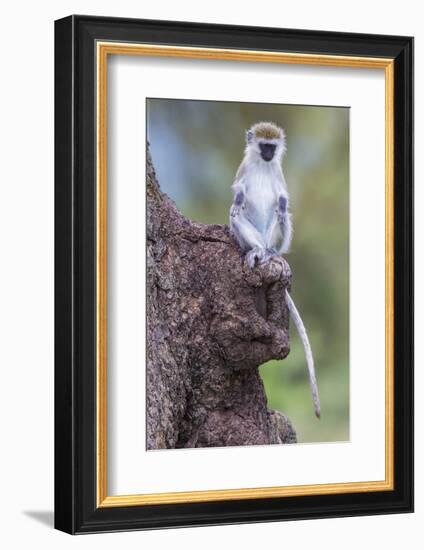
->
148;98;349;443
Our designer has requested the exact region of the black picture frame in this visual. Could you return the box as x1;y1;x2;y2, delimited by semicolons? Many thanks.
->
55;14;414;534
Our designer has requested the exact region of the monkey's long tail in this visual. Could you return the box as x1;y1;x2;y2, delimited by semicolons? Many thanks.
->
285;289;321;419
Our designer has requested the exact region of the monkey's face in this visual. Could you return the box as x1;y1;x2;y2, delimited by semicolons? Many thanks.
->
249;137;283;163
246;123;286;163
259;141;277;162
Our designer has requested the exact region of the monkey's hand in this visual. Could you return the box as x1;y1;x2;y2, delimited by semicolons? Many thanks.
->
230;190;244;219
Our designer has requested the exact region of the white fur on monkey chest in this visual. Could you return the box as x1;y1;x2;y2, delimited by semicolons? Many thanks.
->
244;171;279;235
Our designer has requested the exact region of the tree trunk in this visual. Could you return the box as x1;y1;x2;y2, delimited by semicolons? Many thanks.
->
146;146;296;449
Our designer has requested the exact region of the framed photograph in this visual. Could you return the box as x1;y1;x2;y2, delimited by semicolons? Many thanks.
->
54;15;413;534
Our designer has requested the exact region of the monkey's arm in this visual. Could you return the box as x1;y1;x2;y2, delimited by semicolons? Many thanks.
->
277;195;293;254
230;182;245;219
230;160;249;216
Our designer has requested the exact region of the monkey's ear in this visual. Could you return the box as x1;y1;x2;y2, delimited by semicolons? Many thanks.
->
246;129;253;144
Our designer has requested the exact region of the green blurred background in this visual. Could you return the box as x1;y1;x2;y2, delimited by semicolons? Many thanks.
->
147;98;349;443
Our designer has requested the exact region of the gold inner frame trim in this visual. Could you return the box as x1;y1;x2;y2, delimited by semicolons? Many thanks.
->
96;41;395;508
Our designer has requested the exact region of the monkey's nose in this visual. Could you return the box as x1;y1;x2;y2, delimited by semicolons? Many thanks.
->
259;143;276;161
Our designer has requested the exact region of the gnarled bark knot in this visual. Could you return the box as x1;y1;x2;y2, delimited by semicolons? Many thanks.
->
146;146;296;449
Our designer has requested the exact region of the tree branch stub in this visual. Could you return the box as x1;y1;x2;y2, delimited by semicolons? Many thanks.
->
146;147;296;449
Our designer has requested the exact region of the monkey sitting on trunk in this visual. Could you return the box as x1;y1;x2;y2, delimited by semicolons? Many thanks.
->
230;121;320;418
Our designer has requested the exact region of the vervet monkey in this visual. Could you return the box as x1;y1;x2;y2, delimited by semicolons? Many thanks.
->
230;121;320;418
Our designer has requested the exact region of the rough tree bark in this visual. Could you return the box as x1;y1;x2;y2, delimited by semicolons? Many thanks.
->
146;146;296;449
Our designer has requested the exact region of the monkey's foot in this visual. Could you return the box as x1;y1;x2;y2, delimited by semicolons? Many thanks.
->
246;247;282;269
261;248;278;264
246;247;264;268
